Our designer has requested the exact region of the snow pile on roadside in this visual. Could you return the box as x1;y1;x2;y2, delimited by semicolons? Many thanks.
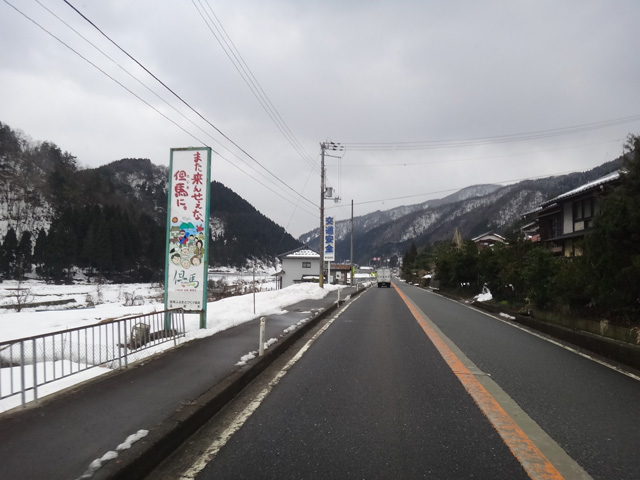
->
474;286;493;302
0;282;340;343
185;283;341;340
77;429;149;479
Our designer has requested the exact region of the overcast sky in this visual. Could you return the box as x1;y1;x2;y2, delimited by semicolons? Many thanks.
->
2;1;639;237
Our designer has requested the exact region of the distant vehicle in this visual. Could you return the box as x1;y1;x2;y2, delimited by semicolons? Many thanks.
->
376;268;392;288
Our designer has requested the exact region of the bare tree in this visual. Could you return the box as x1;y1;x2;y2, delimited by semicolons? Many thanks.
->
10;276;34;312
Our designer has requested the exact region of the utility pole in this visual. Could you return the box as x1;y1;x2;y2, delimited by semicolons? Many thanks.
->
319;141;343;289
350;199;354;286
319;143;326;288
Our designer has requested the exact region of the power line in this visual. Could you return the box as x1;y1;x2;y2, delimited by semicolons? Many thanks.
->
194;0;320;175
39;0;315;212
326;169;583;209
340;115;640;151
4;0;319;218
191;0;329;244
337;138;624;167
3;0;206;146
60;0;318;211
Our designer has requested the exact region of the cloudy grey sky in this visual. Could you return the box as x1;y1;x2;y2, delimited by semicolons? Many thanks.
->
2;0;639;237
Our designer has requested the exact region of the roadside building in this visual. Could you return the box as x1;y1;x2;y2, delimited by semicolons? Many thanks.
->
328;263;353;285
471;232;507;251
278;246;321;288
530;171;621;256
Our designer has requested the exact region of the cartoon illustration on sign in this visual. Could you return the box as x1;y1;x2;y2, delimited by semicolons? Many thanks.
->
168;218;206;277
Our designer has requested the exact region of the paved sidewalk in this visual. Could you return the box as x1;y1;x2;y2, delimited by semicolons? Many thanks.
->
0;286;363;480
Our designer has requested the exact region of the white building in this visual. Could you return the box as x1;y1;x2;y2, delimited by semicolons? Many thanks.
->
278;246;321;288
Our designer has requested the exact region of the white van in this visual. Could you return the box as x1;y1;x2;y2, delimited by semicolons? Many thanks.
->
376;268;392;288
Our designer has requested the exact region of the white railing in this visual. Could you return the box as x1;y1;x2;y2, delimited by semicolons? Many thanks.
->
0;309;185;409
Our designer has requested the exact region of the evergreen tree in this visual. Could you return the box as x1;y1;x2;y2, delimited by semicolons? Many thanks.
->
585;134;640;322
44;215;76;281
401;242;418;278
0;228;18;278
91;214;112;274
33;228;47;274
16;231;33;279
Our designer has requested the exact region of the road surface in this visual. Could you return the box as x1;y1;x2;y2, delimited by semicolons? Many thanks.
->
148;281;640;479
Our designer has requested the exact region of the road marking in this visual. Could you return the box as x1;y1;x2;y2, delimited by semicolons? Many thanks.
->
466;304;640;383
177;296;359;479
427;287;640;383
394;284;569;480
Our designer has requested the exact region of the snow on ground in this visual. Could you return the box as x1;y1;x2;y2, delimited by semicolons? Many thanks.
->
0;280;344;412
0;281;165;341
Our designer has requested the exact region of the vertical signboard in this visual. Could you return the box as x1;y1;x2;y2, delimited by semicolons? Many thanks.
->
324;215;335;261
164;147;211;323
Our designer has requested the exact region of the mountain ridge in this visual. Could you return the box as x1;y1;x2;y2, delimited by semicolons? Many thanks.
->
299;159;623;264
1;120;624;274
0;121;300;278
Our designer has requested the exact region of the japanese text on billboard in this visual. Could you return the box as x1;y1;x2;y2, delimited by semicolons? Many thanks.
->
165;148;211;312
324;215;335;261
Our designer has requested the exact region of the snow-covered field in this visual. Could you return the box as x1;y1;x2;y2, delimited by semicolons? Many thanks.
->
0;279;343;413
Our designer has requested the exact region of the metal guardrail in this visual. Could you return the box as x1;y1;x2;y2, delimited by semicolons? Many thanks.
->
0;309;185;409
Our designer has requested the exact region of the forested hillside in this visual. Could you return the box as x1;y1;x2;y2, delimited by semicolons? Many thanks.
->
403;135;640;324
0;121;301;282
301;158;623;265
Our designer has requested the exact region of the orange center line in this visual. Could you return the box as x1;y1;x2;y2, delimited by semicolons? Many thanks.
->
393;284;564;480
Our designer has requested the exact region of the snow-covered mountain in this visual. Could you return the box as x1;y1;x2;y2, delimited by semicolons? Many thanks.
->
0;121;300;274
298;160;623;264
1;120;624;271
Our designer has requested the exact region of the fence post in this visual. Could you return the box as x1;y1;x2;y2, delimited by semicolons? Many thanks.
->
117;322;123;369
20;342;26;408
171;311;178;346
259;317;266;356
32;338;38;403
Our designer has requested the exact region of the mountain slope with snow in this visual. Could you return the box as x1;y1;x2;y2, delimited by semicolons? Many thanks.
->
299;159;623;263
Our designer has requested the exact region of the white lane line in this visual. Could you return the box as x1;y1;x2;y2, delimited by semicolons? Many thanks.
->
467;304;640;383
397;286;593;479
178;297;359;480
417;288;640;383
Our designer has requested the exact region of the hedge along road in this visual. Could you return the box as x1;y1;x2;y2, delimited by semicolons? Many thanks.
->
395;281;640;480
166;281;598;480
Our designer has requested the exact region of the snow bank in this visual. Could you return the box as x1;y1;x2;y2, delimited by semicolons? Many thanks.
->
0;280;344;412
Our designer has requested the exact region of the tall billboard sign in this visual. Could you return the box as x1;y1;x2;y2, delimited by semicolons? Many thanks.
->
164;147;211;325
324;215;335;261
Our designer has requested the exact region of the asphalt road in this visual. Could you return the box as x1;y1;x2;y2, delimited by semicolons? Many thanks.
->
188;284;534;479
397;282;640;480
142;281;640;479
0;289;349;480
153;281;640;480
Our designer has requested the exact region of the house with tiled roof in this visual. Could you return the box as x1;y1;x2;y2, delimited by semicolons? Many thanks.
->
278;246;321;288
471;232;507;251
533;171;621;256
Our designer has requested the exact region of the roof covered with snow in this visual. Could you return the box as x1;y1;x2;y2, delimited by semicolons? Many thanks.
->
471;232;506;243
282;248;320;259
542;171;621;207
278;245;320;259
